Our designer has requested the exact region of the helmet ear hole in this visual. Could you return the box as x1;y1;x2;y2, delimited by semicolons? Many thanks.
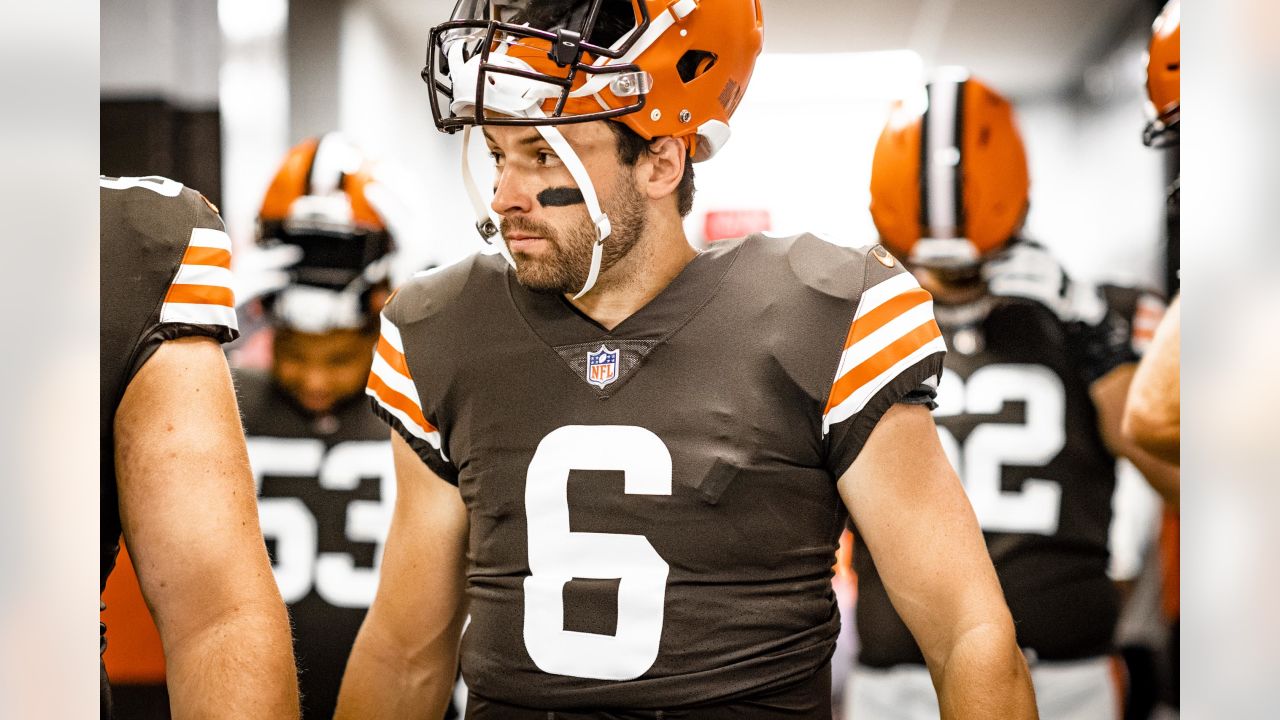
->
677;50;718;84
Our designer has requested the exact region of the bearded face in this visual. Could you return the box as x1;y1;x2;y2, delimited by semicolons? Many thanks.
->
502;168;648;295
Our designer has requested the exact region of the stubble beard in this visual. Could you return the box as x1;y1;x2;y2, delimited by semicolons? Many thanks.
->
503;177;648;295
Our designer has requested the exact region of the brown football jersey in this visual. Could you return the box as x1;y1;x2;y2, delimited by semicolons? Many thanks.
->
854;279;1165;667
100;176;238;592
366;233;945;709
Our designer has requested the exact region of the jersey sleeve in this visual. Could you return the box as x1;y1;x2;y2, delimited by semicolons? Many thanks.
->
366;304;458;483
153;198;239;341
822;251;946;478
118;182;241;387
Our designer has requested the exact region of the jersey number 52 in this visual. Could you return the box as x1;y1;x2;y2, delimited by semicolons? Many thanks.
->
935;364;1066;536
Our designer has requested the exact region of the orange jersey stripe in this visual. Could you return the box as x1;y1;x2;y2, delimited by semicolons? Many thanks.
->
376;336;413;378
368;371;437;433
165;283;234;307
181;246;232;269
843;288;932;350
825;319;943;414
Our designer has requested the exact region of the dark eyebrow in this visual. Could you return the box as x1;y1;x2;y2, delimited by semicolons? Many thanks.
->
481;128;547;147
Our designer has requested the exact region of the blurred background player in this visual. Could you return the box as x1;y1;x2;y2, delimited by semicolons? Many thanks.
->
845;71;1180;720
1123;3;1181;715
1125;0;1180;476
100;176;299;719
233;133;459;719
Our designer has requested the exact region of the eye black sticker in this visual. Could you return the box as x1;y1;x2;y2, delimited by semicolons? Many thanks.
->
537;187;585;206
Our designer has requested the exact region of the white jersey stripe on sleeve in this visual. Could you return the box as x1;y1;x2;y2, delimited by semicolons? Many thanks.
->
188;227;233;251
823;335;948;434
370;351;421;406
159;302;239;328
173;263;234;289
852;272;921;321
835;301;938;378
365;386;445;454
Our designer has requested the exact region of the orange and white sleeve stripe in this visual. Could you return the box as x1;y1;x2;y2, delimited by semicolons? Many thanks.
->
159;227;238;331
822;272;946;434
366;314;446;456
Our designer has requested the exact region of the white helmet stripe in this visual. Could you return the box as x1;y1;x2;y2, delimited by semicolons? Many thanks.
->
923;79;963;239
309;133;356;196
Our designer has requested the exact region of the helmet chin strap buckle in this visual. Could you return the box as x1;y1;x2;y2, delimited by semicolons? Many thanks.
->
476;218;499;243
594;214;612;244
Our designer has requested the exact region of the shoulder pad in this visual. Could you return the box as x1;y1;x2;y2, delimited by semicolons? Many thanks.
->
384;252;504;326
778;232;879;301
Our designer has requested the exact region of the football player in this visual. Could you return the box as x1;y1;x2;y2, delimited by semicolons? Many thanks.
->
100;176;299;718
1123;2;1181;711
336;2;1036;718
1123;0;1180;476
845;72;1180;720
234;134;427;719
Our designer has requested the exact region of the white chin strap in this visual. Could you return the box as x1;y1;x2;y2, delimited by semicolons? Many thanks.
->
459;113;612;300
450;39;614;298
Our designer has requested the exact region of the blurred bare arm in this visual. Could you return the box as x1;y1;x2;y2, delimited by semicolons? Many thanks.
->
335;432;469;719
1121;295;1180;467
840;404;1037;720
115;336;299;719
1093;362;1180;508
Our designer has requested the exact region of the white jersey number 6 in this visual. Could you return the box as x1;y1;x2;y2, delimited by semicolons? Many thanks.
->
523;425;672;680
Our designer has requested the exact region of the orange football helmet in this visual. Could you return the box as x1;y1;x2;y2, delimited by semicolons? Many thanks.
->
1144;0;1180;147
870;71;1030;268
257;133;395;331
425;0;763;161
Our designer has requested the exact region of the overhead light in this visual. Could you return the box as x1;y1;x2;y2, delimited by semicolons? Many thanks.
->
219;0;287;43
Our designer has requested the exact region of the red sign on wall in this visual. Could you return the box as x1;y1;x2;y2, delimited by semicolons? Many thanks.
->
703;209;772;243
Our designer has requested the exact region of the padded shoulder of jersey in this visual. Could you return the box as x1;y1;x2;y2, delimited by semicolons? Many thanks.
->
383;251;506;327
740;232;879;301
101;182;224;254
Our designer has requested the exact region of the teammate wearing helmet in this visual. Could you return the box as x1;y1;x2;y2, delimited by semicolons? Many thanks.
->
846;72;1180;720
1124;0;1180;474
336;2;1035;718
233;134;443;719
1123;2;1181;712
100;176;299;718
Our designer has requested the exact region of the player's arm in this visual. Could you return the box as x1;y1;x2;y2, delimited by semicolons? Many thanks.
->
839;403;1037;720
335;432;469;719
115;336;299;719
1121;295;1180;467
1093;360;1180;507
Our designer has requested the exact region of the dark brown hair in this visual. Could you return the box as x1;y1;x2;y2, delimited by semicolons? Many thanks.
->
606;121;696;217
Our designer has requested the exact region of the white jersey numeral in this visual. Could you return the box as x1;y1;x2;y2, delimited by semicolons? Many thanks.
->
934;364;1066;535
247;437;395;607
99;175;184;196
523;425;672;680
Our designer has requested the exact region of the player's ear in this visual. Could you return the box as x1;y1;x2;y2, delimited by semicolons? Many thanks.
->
636;136;685;206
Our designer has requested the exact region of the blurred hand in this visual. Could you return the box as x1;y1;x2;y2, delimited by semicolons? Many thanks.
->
232;244;302;308
983;241;1105;324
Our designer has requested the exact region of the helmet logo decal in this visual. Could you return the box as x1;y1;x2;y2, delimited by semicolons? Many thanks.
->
586;345;620;389
537;187;586;207
717;78;742;112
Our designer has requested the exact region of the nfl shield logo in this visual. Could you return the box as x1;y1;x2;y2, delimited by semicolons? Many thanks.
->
586;345;620;389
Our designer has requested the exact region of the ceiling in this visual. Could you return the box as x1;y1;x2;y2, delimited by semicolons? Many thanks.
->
367;0;1150;98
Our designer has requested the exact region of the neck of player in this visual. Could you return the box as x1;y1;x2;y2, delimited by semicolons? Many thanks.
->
565;211;695;332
